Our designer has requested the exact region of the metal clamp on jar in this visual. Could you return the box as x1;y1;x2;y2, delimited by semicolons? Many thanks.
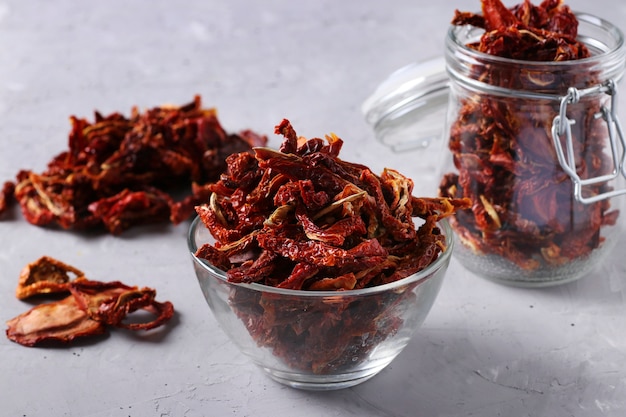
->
552;81;626;204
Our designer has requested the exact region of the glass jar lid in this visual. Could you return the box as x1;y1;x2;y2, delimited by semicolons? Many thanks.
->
361;56;449;152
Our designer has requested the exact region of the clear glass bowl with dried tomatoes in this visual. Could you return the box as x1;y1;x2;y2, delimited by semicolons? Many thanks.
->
184;119;468;390
188;214;452;390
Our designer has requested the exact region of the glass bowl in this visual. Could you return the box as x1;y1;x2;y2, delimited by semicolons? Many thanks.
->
187;215;453;391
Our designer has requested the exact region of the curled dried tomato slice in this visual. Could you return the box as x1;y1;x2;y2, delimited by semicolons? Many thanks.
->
16;256;85;300
69;280;174;331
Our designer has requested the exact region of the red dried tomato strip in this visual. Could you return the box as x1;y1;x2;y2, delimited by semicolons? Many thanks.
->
308;273;358;291
276;262;320;290
255;147;350;196
360;168;416;242
411;196;471;220
276;118;300;154
481;0;519;29
195;243;233;272
256;229;388;269
88;187;172;235
297;209;367;246
227;250;278;284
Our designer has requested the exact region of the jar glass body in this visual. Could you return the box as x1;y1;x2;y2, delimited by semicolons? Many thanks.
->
440;13;626;286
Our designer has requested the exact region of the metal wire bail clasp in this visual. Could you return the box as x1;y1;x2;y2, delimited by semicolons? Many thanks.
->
551;80;626;204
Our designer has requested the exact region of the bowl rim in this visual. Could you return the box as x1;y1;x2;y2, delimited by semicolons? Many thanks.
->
187;215;453;297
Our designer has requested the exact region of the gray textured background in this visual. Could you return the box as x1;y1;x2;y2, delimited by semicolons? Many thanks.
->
1;1;626;416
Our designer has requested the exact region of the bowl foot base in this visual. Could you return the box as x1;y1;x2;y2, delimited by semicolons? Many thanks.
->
261;365;385;391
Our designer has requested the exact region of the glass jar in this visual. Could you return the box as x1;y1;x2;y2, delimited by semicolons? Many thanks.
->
363;12;626;287
441;13;626;287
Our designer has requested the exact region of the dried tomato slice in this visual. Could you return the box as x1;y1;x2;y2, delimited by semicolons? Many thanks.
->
6;295;106;347
69;280;174;331
16;256;85;300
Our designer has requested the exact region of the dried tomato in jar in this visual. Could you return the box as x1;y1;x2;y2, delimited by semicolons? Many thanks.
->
438;0;626;286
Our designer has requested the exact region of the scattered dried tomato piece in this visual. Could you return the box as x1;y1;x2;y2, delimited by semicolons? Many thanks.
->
6;257;174;347
69;280;174;331
195;119;469;373
6;96;266;234
6;295;106;347
16;256;85;300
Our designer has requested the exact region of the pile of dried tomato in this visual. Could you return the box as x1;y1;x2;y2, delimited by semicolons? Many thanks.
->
0;96;266;234
195;119;468;373
439;0;617;270
6;256;174;347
